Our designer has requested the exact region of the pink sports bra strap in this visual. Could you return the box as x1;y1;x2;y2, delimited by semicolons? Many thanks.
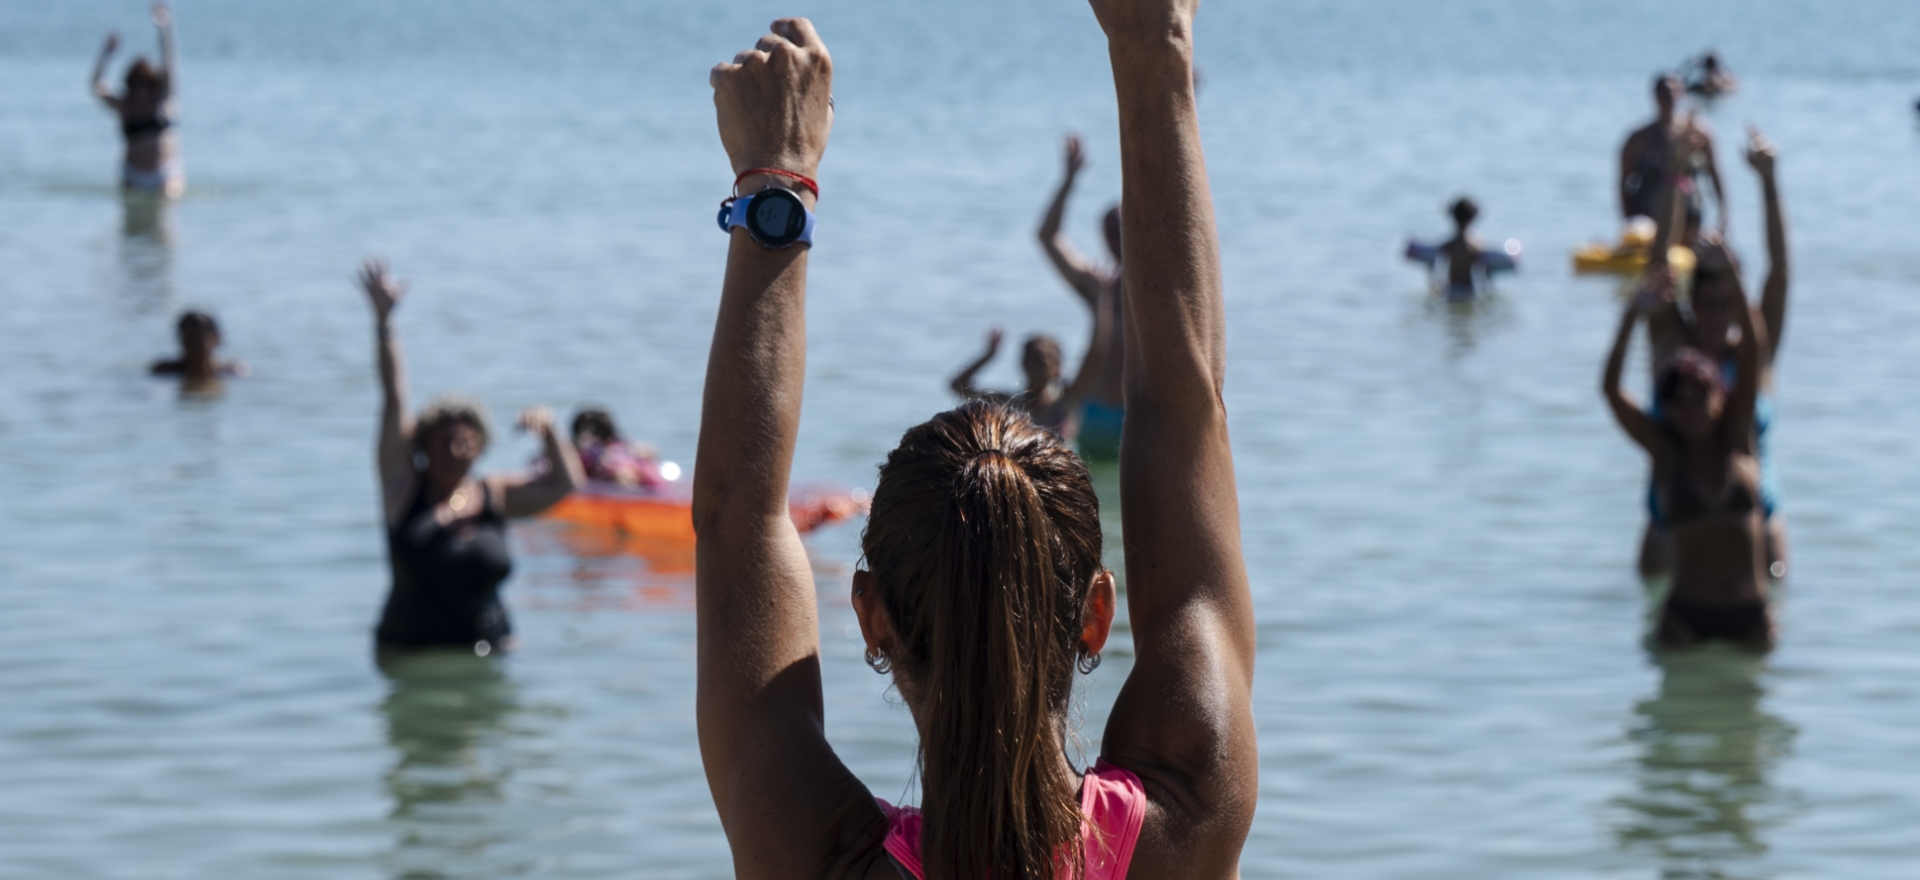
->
878;760;1146;879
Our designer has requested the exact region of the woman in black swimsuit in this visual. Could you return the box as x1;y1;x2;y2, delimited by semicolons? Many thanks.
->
91;3;183;197
1604;271;1774;651
360;258;584;656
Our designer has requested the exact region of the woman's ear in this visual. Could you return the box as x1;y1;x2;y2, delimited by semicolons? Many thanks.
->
1080;570;1117;657
851;570;895;656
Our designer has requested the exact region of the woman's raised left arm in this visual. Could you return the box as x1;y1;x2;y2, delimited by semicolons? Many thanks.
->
499;407;583;517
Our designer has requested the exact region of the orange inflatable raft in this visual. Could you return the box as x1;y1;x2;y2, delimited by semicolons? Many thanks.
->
544;484;869;569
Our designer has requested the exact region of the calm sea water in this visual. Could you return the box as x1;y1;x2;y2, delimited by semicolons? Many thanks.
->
5;1;1920;877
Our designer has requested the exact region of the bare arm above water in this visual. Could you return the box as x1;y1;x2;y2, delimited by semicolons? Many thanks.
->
1746;128;1789;363
91;32;121;108
1604;282;1666;458
153;3;177;85
1038;133;1111;308
1087;0;1258;876
497;407;583;518
359;259;415;524
690;20;890;879
949;327;1004;399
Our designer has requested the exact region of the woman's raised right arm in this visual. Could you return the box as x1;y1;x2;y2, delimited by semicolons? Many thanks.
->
1037;134;1109;308
91;32;120;107
949;327;1004;399
1088;0;1258;875
1604;284;1664;457
359;259;414;521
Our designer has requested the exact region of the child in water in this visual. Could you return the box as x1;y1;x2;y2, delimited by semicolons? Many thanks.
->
1404;197;1518;301
570;408;672;493
150;310;246;384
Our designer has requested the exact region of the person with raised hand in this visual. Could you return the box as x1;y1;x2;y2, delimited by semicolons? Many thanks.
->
359;258;584;657
1634;127;1792;579
1038;134;1127;459
1604;271;1775;652
92;3;184;197
692;5;1254;878
947;312;1111;442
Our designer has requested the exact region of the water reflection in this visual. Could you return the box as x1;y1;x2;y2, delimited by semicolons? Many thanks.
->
377;652;521;880
1613;650;1799;878
118;194;175;309
1425;290;1511;359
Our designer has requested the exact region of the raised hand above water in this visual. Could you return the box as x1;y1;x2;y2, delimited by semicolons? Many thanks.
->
357;258;407;324
709;18;833;185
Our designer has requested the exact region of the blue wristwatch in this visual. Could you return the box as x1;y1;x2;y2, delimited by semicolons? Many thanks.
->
717;187;816;249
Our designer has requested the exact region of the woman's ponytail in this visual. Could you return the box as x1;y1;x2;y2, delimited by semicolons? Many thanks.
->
863;401;1104;879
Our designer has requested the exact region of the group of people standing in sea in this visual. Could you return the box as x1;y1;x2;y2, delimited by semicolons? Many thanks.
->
89;0;1802;873
1605;64;1792;653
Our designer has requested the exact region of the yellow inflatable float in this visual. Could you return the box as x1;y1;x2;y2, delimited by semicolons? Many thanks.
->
1572;220;1695;276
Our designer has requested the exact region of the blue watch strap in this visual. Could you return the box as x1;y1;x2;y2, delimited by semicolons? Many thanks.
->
717;193;816;248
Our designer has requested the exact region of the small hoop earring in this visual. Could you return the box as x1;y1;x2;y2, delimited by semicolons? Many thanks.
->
865;646;892;675
1077;652;1101;675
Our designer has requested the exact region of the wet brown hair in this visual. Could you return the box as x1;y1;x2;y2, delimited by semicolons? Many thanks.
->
1657;347;1726;406
125;59;161;90
413;396;492;459
861;400;1104;880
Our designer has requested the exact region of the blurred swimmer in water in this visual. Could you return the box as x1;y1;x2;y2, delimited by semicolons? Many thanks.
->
1039;134;1127;459
949;321;1109;444
1606;271;1775;652
570;407;673;493
1636;128;1792;580
150;310;246;384
359;258;584;656
1685;50;1738;99
1620;75;1726;246
1404;197;1518;302
91;3;184;198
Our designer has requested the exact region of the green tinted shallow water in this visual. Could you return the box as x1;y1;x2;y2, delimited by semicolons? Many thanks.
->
4;1;1920;876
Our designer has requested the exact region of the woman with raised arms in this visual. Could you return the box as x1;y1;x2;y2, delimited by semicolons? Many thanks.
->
1604;266;1774;651
692;3;1256;878
359;259;584;657
91;3;185;197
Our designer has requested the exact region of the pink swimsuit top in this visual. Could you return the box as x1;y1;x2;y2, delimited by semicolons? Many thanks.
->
876;760;1146;880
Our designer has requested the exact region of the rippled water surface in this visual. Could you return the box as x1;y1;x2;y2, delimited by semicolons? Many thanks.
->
5;1;1920;877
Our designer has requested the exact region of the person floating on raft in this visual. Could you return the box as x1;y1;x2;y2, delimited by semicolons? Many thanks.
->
1403;197;1519;302
542;405;865;550
568;407;677;493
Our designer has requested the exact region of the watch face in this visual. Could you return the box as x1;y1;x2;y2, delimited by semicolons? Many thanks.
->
747;188;807;247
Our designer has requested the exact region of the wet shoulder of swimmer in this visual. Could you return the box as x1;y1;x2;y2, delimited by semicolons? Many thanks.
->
150;310;247;382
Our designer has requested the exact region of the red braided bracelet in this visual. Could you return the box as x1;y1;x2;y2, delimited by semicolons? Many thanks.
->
734;168;819;199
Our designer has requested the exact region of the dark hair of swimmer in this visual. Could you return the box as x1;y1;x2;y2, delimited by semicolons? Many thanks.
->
176;309;216;338
413;398;491;459
1654;73;1681;105
861;400;1105;879
1448;197;1479;229
1102;205;1123;262
1656;348;1726;406
571;408;620;446
125;58;160;90
1020;334;1063;384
